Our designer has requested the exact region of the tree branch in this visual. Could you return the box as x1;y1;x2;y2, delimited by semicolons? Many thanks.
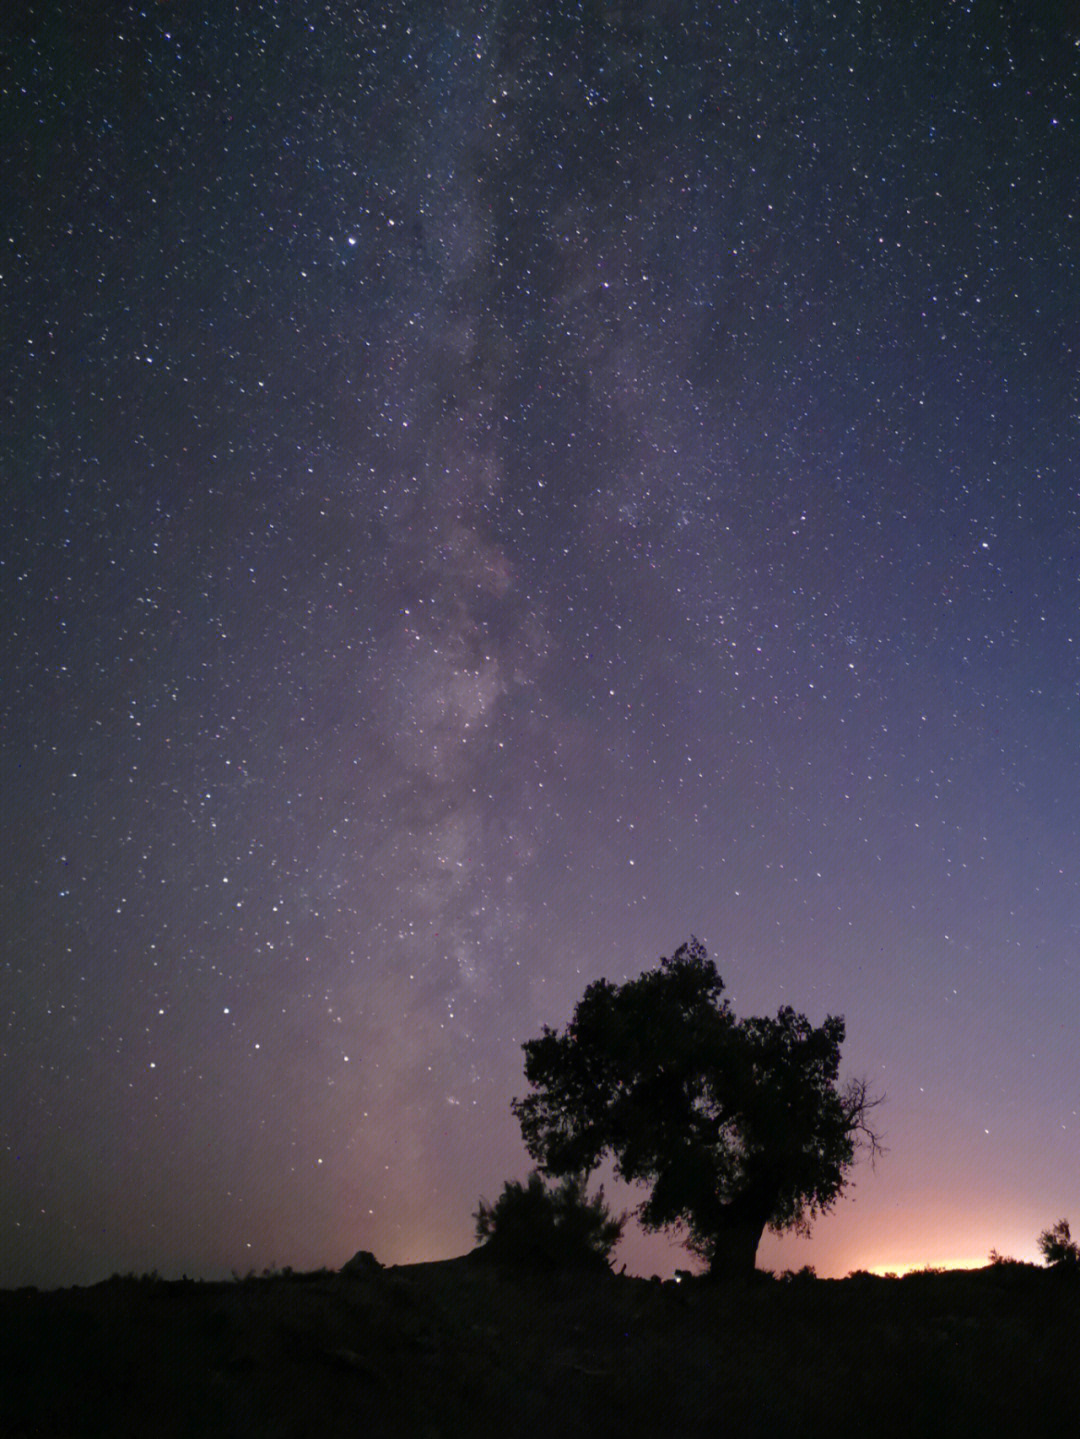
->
843;1076;887;1169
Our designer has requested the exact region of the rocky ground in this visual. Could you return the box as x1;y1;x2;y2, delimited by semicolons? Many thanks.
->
2;1253;1078;1437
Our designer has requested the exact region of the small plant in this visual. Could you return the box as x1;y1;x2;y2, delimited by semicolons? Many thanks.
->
988;1249;1022;1267
474;1170;625;1271
258;1264;294;1279
1038;1219;1080;1268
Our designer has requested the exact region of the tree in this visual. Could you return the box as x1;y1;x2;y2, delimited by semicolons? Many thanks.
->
1038;1218;1080;1268
473;1171;625;1271
511;939;884;1279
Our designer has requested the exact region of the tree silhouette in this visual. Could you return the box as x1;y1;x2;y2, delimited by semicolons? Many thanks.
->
1038;1219;1080;1268
512;939;884;1278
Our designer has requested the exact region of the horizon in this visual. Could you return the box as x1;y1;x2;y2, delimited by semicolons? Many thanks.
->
0;1233;1052;1293
0;1145;1058;1289
0;1248;1051;1294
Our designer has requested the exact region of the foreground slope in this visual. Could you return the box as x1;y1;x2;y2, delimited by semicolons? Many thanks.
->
1;1256;1077;1437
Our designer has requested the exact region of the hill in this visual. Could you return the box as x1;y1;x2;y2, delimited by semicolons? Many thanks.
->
1;1255;1078;1437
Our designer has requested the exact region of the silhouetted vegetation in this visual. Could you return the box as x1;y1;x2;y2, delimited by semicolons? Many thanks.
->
988;1248;1023;1266
777;1263;818;1283
513;939;884;1278
473;1170;625;1272
1039;1218;1080;1269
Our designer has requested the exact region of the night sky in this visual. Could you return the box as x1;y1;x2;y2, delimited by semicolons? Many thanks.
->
3;2;1079;1288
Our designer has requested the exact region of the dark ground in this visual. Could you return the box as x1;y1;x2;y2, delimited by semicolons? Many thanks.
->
2;1254;1077;1438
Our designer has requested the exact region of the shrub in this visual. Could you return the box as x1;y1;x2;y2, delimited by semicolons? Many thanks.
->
778;1264;817;1284
474;1171;625;1272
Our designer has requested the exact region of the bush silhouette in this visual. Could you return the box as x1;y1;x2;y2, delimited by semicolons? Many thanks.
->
778;1264;818;1283
1038;1218;1080;1268
474;1171;625;1272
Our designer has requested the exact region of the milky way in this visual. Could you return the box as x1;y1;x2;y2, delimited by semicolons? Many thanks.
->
3;4;1079;1284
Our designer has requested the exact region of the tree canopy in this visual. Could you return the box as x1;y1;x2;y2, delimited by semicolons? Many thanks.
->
512;939;883;1277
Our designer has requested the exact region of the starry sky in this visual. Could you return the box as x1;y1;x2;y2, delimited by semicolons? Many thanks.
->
3;1;1079;1287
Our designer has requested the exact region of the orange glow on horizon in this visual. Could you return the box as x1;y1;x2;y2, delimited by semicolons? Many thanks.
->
840;1247;1043;1278
862;1257;991;1277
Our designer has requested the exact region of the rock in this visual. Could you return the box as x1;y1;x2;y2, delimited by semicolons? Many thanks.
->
339;1249;384;1278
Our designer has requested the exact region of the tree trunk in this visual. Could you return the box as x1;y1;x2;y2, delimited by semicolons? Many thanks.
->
704;1182;775;1280
705;1213;768;1280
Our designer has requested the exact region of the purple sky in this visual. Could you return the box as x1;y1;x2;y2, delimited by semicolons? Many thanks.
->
2;2;1078;1286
